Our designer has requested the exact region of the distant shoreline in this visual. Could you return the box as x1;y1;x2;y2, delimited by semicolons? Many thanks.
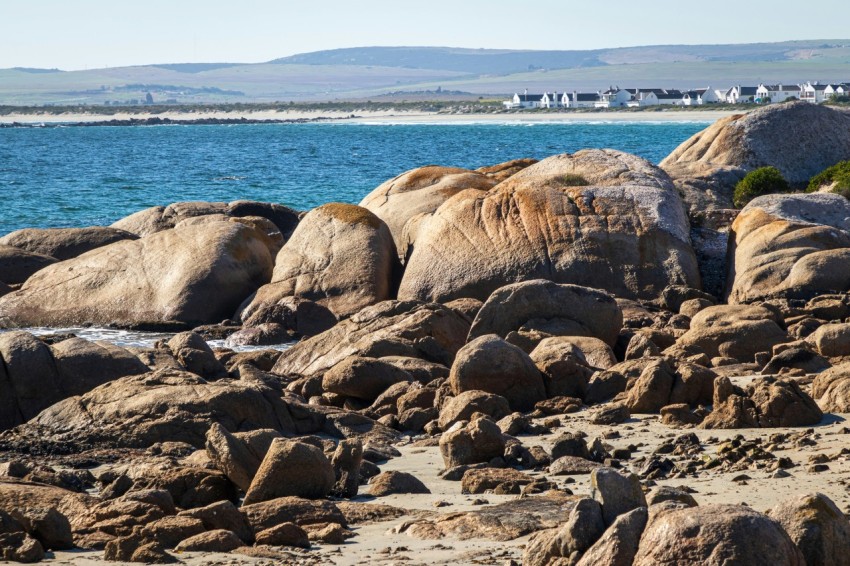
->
0;108;743;126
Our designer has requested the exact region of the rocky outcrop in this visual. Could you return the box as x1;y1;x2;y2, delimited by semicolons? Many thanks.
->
359;165;497;261
398;150;700;302
0;226;137;261
0;220;275;328
726;193;850;303
7;369;324;450
240;203;398;326
111;200;300;238
633;504;805;565
661;102;850;210
439;416;505;469
271;301;470;377
468;280;623;347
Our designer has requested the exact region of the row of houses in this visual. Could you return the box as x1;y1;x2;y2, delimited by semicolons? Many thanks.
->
504;81;850;109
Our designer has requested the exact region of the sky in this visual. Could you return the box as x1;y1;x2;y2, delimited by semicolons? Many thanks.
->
3;0;850;70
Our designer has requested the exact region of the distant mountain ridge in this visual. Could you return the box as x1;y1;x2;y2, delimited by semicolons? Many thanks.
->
270;41;850;74
1;40;848;105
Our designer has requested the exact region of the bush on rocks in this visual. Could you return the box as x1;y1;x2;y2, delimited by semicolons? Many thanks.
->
733;166;790;208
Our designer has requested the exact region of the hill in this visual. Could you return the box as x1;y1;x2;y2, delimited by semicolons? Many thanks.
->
1;40;848;105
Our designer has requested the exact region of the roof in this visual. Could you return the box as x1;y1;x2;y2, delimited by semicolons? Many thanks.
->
739;87;758;95
569;93;599;102
516;94;545;102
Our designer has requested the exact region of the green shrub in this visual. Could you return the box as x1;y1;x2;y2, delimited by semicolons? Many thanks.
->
806;160;850;194
733;167;790;208
558;174;590;187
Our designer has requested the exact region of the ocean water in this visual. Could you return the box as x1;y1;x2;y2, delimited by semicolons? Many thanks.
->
0;121;708;235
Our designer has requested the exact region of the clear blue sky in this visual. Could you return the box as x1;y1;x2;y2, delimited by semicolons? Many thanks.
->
3;0;849;70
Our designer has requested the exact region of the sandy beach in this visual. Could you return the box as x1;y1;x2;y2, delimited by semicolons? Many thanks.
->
0;108;742;125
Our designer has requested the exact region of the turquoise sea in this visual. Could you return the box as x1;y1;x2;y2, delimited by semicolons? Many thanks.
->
0;121;708;236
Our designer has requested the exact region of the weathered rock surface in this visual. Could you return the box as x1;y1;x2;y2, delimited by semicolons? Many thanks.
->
812;362;850;412
166;332;228;380
272;300;470;377
398;150;700;302
240;203;397;325
808;323;850;357
727;193;850;303
404;493;576;542
522;497;605;565
0;244;56;285
633;504;805;565
0;220;274;328
768;492;850;566
359;165;497;261
661;102;850;210
437;390;511;430
439;416;505;469
468;280;623;347
590;468;647;526
9;369;323;450
111;200;300;238
575;506;647;566
243;439;336;504
369;471;430;496
449;335;545;411
676;304;788;362
323;356;414;402
702;376;823;429
530;338;594;399
0;226;137;261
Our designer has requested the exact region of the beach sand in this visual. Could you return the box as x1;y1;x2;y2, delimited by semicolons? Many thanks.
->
0;108;742;125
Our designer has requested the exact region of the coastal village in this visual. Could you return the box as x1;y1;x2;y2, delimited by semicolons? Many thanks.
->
504;81;850;108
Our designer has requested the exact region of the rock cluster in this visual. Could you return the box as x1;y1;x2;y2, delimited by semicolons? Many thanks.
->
2;108;850;563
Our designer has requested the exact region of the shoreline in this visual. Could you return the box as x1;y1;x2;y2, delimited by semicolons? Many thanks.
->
0;108;742;126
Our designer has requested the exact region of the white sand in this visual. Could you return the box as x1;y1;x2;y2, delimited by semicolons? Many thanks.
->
0;108;742;125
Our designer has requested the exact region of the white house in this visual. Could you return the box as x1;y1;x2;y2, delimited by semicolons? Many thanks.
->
824;84;850;99
539;92;564;108
800;82;829;103
595;87;632;108
725;86;758;104
564;91;599;108
682;88;720;105
503;92;547;109
624;89;684;107
755;84;802;103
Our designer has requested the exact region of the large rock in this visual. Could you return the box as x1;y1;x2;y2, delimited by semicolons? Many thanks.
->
812;362;850;412
0;220;275;328
530;338;594;399
322;356;414;402
468;280;623;347
439;416;505;469
575;507;647;566
50;337;149;395
676;304;788;362
166;332;227;380
204;423;264;492
240;203;397;324
701;376;823;429
243;439;336;505
661;102;850;210
0;244;56;285
450;335;545;412
272;300;470;377
768;492;850;566
398;149;700;303
807;323;850;357
437;390;511;430
726;193;850;303
590;468;646;526
633;504;805;566
359;165;497;261
111;200;300;238
7;369;323;450
522;498;605;566
0;226;137;261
